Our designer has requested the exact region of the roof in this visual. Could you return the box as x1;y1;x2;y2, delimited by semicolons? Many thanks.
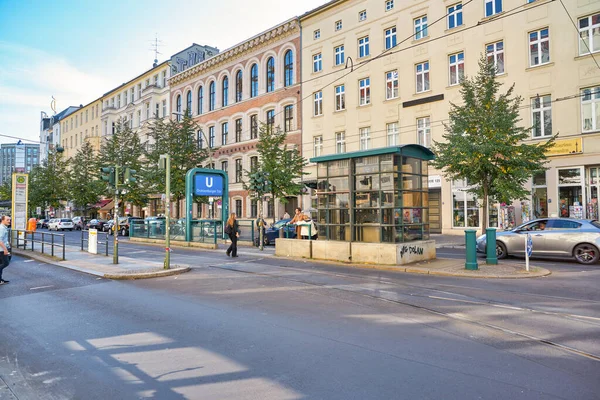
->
300;0;344;20
102;60;169;97
310;145;435;163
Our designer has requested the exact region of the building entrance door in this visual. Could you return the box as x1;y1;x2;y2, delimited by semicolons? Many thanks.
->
429;189;441;233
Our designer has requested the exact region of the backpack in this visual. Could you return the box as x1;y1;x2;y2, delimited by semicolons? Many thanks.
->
224;223;233;235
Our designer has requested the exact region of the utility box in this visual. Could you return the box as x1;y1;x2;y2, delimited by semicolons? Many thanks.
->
88;229;98;254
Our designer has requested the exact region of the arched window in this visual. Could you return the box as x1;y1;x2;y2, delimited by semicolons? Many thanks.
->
176;94;182;121
266;57;275;93
197;86;203;115
222;76;229;107
186;90;192;116
251;64;259;98
235;70;243;102
209;81;216;111
284;50;294;87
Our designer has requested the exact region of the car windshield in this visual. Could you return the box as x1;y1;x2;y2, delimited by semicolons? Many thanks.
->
273;219;291;229
591;221;600;229
61;219;71;222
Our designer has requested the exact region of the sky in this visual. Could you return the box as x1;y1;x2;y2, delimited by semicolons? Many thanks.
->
0;0;327;145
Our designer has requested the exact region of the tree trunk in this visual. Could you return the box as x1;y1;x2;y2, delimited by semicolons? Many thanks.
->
174;197;180;219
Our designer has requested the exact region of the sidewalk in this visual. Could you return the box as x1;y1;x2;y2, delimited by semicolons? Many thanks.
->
12;245;190;280
431;233;466;249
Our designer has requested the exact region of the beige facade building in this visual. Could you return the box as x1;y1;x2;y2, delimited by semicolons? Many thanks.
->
61;99;103;159
301;0;600;235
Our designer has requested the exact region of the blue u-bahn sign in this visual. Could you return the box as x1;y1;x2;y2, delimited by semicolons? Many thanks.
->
194;174;223;196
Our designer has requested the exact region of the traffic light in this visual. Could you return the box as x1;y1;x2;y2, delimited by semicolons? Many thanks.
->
100;167;115;187
124;168;137;184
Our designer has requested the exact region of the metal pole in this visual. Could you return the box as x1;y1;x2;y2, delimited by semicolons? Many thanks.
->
164;154;171;270
485;228;498;265
113;166;119;264
81;229;84;251
51;234;54;257
42;232;44;254
525;234;530;272
32;232;35;252
464;230;479;270
62;234;65;260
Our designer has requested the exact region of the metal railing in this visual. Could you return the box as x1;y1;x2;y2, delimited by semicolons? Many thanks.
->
11;230;66;260
81;230;109;256
130;220;225;244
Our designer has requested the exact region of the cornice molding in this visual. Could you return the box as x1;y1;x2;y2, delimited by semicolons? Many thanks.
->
169;19;299;87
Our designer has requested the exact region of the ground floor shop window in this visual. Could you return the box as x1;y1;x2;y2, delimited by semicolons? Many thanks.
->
558;167;584;219
532;171;547;218
587;167;599;219
452;180;479;228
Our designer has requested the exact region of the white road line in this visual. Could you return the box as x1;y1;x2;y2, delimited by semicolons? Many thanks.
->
23;260;35;263
30;285;54;290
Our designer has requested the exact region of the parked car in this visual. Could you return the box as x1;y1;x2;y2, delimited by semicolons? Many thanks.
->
87;219;108;231
109;217;144;236
37;219;49;229
48;218;75;231
254;218;296;246
72;216;86;230
476;218;600;265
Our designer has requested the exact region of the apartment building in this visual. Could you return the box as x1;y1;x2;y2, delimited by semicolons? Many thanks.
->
39;106;79;163
61;99;103;159
0;143;40;185
169;18;302;220
301;0;600;234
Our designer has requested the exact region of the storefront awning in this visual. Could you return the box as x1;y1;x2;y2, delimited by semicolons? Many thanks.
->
310;144;435;164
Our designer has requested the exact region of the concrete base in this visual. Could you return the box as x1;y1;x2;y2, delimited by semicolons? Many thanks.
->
275;239;436;265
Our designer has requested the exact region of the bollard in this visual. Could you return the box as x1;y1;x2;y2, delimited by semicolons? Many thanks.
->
464;230;479;270
279;227;284;238
42;232;45;254
32;232;35;252
486;228;498;265
62;235;65;260
51;234;55;257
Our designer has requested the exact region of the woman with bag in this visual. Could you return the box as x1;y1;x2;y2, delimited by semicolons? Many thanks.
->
225;213;240;257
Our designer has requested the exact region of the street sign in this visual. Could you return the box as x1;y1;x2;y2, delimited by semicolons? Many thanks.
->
526;233;533;257
194;174;223;196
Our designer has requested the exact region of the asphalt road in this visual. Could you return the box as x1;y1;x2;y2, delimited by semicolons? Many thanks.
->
1;235;600;399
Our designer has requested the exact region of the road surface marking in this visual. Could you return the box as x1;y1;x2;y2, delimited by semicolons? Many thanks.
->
127;250;148;254
30;285;54;290
23;260;35;263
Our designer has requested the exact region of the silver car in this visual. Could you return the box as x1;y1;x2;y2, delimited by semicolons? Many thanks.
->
476;218;600;265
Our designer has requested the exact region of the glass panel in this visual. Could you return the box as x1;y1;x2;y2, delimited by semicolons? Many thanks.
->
355;209;380;224
558;168;581;185
316;179;329;192
382;208;395;224
329;177;349;191
401;157;421;174
401;174;421;190
318;224;327;239
318;195;327;208
328;209;350;224
402;191;422;208
381;191;396;207
328;160;350;176
355;175;376;191
380;154;395;172
355;156;379;174
329;193;349;208
533;171;546;186
329;225;349;241
354;225;380;242
401;208;423;224
317;163;327;177
355;192;380;208
453;191;465;227
380;173;395;190
466;193;479;227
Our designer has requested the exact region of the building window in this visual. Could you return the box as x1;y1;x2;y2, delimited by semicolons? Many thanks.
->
235;200;242;217
186;90;192;116
529;28;550;67
209;126;215;148
452;179;479;227
486;41;505;75
314;136;323;157
335;132;346;154
448;3;463;29
579;13;600;55
251;200;258;218
162;71;167;87
266;109;275;131
359;10;367;21
581;86;600;132
222;76;229;107
209;81;216;111
250;156;258;171
485;0;502;17
335;20;342;31
385;27;397;50
284;50;294;87
154;74;159;86
416;62;430;93
334;45;345;67
155;103;159;118
284;105;294;132
221;161;228;174
335;85;346;111
358;36;370;58
449;52;464;86
197;130;204;149
386;70;399;99
359;127;371;150
359;78;370;106
414;16;428;40
314;29;321;40
387;122;399;146
386;0;394;11
417;117;431;147
235;159;242;183
235;70;243;102
313;53;322;72
531;95;552;138
197;86;203;115
266;57;275;93
250;114;258;139
314;91;323;116
162;100;167;117
250;64;259;97
146;102;151;119
176;95;182;121
221;122;228;145
235;118;242;142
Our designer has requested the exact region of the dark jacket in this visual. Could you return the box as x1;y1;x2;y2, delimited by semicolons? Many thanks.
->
227;220;240;236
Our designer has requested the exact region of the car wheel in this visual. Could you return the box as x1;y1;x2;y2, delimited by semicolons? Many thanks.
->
496;241;508;259
121;228;126;236
573;244;600;265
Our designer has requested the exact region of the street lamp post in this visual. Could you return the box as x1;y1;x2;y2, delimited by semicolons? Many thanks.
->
159;154;171;269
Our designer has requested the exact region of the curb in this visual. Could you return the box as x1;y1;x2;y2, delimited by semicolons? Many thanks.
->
12;249;191;280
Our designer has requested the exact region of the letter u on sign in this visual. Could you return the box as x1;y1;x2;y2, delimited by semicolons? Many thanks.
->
206;177;213;188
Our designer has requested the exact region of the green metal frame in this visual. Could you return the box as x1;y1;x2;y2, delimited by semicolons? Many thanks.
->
185;168;229;242
310;144;435;164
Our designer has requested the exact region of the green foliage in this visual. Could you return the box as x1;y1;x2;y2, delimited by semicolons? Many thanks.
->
28;150;71;212
0;180;11;202
69;140;104;217
97;120;149;209
247;122;307;222
145;113;208;218
431;56;556;232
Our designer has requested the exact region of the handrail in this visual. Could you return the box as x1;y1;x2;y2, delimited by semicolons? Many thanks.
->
12;230;66;260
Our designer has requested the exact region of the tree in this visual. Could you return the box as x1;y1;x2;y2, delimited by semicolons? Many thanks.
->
69;140;104;217
248;122;307;224
0;180;11;202
97;120;149;213
431;56;556;235
145;113;207;218
28;150;71;214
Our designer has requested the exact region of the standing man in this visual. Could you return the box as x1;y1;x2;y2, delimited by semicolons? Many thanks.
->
0;215;12;284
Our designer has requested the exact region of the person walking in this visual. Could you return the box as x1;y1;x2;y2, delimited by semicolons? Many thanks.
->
225;213;240;258
0;215;12;284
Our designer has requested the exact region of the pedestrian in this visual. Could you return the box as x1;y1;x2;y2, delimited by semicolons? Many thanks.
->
282;211;290;219
225;213;240;258
290;207;304;239
0;215;12;284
